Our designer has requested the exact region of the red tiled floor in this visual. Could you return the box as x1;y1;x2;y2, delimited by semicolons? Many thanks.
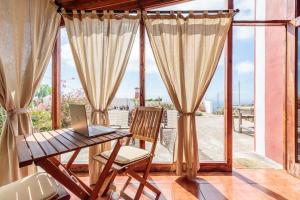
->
69;169;300;200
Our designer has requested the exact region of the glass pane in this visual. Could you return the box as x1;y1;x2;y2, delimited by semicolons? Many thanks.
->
233;25;285;168
146;0;228;163
297;28;300;162
31;60;53;132
263;2;291;20
235;0;290;21
145;31;176;164
0;61;53;134
252;0;290;20
60;27;89;164
198;50;225;162
110;27;140;130
152;0;227;10
232;26;255;168
60;26;140;163
234;0;255;20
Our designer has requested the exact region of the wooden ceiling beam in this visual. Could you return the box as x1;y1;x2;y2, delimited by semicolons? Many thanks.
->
56;0;74;3
58;0;136;10
57;0;188;10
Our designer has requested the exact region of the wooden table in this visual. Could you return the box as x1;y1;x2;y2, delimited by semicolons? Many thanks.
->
16;128;132;200
235;106;254;133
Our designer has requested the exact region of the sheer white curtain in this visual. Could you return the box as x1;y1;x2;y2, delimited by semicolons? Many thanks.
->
144;11;232;177
0;0;61;186
63;10;139;185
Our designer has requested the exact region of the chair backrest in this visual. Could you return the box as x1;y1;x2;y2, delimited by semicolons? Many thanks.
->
129;107;163;147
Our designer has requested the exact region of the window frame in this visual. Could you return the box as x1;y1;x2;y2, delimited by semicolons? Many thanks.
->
295;24;299;163
52;0;292;172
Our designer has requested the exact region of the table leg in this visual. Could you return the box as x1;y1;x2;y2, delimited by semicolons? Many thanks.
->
66;149;81;169
37;158;90;200
238;111;242;133
89;140;122;200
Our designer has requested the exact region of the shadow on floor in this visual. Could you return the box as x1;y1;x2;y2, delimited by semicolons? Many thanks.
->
174;176;228;200
233;171;288;200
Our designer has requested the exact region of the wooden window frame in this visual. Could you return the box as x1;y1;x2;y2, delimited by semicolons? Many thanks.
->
296;26;299;163
52;28;61;130
52;0;292;173
138;0;234;172
286;7;300;177
297;0;300;17
294;18;300;165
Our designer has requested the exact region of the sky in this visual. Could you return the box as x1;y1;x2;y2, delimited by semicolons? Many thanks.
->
42;0;256;106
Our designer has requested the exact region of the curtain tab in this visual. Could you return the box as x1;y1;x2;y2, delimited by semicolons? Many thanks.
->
61;8;66;15
177;11;183;18
7;108;28;117
71;10;78;19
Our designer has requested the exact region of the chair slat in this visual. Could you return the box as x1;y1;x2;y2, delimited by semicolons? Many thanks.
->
147;111;156;139
131;107;163;144
140;111;149;137
136;111;144;136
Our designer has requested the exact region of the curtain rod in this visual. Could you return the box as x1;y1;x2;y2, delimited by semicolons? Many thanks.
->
58;8;240;15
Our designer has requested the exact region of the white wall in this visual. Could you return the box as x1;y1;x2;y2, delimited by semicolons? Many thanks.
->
254;0;266;156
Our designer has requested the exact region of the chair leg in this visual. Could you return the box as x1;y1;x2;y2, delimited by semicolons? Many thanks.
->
133;161;152;200
101;170;118;197
121;176;132;193
134;181;145;200
127;170;161;196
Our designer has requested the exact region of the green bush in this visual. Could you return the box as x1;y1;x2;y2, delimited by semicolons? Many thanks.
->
31;110;52;132
0;107;6;133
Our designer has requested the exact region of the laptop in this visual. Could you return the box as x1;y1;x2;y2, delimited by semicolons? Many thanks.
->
69;104;115;137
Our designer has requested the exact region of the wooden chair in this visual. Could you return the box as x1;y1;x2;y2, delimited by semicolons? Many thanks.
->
93;106;164;200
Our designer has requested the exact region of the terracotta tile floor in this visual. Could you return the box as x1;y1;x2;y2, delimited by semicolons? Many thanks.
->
70;169;300;200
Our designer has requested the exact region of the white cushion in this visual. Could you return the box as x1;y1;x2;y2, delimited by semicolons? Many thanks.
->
101;146;150;165
0;172;59;200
